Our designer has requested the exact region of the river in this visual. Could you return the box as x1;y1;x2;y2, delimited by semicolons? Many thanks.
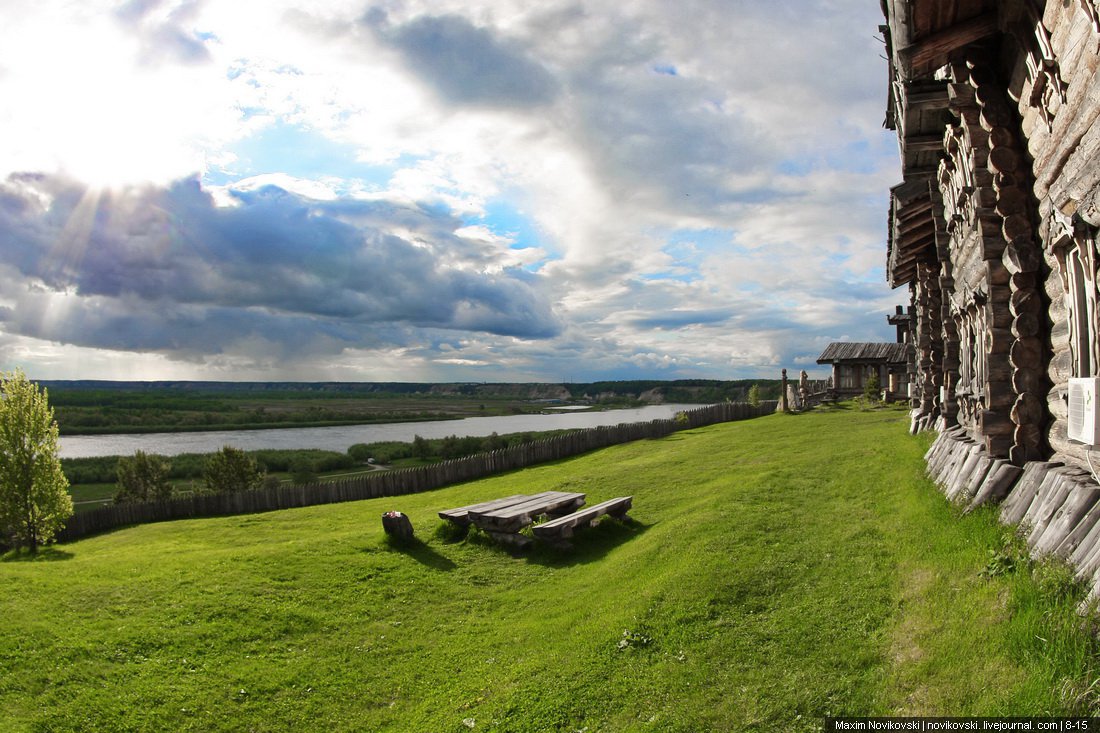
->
59;404;705;459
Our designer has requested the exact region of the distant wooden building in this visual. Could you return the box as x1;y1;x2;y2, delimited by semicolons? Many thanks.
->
816;342;910;399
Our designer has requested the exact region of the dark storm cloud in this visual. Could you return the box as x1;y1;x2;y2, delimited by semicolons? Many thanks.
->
365;11;559;108
0;173;560;361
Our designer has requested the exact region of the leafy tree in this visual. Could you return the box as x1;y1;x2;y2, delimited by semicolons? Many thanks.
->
0;371;73;553
114;451;173;504
440;435;461;460
412;434;431;460
289;457;317;484
202;446;263;493
747;383;761;407
485;432;507;451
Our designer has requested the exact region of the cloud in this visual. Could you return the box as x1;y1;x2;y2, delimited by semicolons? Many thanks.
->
114;0;214;65
365;11;559;109
0;173;561;365
0;0;905;381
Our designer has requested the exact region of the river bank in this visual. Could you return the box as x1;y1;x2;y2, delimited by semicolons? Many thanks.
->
59;404;705;458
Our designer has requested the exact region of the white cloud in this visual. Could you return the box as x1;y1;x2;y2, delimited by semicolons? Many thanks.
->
0;0;901;381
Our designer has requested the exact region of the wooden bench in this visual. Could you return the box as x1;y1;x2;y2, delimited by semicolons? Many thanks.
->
532;496;632;548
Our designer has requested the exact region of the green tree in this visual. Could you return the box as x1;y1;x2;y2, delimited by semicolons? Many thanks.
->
747;383;761;407
203;446;263;493
289;457;317;484
114;451;173;504
864;370;882;402
412;434;431;460
0;371;73;553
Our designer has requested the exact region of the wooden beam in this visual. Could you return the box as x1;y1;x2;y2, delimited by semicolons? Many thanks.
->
905;87;951;111
904;134;946;153
896;12;1000;80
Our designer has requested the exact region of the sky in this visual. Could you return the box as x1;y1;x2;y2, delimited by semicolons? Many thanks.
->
0;0;902;383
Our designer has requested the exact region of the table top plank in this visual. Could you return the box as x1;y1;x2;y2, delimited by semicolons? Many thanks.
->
438;493;547;522
470;491;585;522
469;491;586;533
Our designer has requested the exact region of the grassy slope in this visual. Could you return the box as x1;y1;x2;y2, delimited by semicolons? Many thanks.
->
2;407;1099;732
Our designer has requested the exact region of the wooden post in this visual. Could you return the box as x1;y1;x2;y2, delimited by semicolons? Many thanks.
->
781;369;790;412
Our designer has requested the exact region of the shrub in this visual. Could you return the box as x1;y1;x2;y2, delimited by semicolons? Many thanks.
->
115;451;173;504
864;371;882;402
203;446;264;493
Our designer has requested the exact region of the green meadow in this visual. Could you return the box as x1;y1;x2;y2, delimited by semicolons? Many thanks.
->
2;406;1099;731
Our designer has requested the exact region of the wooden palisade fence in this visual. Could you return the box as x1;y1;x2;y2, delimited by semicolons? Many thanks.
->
57;401;778;542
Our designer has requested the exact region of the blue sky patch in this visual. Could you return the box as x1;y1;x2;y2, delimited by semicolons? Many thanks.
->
203;122;408;191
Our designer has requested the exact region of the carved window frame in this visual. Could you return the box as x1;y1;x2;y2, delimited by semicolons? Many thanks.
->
955;302;988;399
1052;208;1100;378
1013;1;1067;131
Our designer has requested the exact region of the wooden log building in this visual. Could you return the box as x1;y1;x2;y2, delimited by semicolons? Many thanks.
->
882;0;1100;603
816;341;910;399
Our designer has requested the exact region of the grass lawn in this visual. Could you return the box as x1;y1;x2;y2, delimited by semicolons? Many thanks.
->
3;406;1100;731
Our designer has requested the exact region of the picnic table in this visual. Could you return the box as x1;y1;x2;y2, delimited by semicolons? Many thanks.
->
440;491;586;547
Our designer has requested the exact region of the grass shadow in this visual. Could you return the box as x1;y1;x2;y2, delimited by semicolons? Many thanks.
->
2;546;75;562
526;516;653;568
380;535;457;571
432;521;470;544
815;401;853;411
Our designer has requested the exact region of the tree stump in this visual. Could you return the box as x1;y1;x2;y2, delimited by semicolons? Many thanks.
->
382;511;413;539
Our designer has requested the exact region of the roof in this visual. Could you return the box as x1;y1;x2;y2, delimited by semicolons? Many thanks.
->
816;342;909;365
882;0;999;82
887;179;938;287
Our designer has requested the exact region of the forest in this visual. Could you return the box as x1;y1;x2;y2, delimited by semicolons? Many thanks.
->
43;379;781;435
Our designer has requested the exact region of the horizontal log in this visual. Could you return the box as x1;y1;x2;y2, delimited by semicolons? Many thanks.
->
987;126;1018;149
980;105;1013;130
996;187;1030;218
906;134;947;153
1003;214;1034;241
1013;367;1044;395
1011;272;1038;291
980;410;1017;436
1011;392;1046;426
1011;337;1044;370
986;259;1011;286
1003;241;1042;274
989;144;1023;174
989;299;1013;329
1010;288;1043;316
1012;311;1042;338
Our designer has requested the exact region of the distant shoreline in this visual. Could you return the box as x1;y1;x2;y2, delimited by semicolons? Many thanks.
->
46;378;779;438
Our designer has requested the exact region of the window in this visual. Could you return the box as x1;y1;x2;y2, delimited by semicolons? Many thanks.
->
1064;242;1099;378
955;305;987;397
839;365;859;390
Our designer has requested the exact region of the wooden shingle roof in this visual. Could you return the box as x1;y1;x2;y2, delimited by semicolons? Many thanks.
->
816;342;909;365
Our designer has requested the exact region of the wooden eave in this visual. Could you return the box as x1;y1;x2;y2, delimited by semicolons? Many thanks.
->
887;179;936;288
887;73;951;178
883;0;1000;82
817;342;910;365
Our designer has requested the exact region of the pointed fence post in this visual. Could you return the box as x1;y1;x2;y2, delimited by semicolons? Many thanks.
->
781;369;790;413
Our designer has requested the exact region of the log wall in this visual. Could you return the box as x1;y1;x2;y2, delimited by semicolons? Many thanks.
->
885;0;1100;597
